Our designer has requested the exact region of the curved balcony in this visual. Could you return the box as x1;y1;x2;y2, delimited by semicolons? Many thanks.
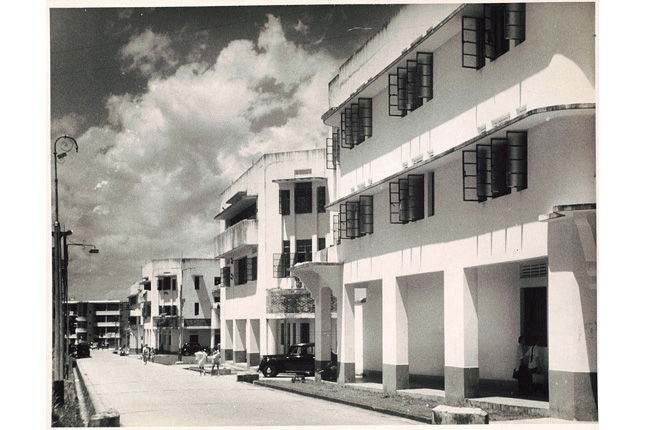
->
214;219;258;259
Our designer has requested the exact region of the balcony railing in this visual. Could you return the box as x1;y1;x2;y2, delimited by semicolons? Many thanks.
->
214;219;258;258
267;288;337;314
153;315;179;328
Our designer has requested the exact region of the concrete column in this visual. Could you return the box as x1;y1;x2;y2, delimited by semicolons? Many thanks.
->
224;320;233;361
444;267;479;401
248;319;260;366
315;287;333;380
259;317;268;356
382;276;409;394
234;319;247;363
267;319;278;355
338;283;355;384
547;213;597;420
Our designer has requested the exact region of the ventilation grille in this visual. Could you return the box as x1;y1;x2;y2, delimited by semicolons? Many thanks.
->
520;262;547;279
294;169;312;176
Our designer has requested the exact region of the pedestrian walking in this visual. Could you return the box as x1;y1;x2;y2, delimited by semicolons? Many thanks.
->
142;344;149;365
210;349;222;376
195;349;208;375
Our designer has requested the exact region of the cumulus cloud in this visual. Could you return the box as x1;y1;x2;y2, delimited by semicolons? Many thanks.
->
120;29;178;78
55;14;339;299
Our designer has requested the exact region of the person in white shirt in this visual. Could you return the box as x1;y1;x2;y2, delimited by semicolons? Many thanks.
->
195;349;208;376
210;349;222;376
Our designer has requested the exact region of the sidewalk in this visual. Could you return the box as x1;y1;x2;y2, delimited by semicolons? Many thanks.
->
74;350;420;427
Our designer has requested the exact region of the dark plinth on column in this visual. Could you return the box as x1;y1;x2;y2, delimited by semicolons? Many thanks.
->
338;361;355;385
549;370;598;421
234;350;246;363
248;352;260;366
445;366;479;401
314;359;332;382
383;363;409;395
224;349;233;361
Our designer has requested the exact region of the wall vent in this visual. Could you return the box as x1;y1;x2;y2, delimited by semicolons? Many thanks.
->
520;262;547;279
294;169;312;176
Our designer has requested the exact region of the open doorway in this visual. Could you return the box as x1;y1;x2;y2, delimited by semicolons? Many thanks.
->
521;285;548;399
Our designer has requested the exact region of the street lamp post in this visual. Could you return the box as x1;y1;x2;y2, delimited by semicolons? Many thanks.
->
52;135;78;406
63;241;98;378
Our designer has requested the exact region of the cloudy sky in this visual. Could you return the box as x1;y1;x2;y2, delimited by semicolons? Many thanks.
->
48;1;404;301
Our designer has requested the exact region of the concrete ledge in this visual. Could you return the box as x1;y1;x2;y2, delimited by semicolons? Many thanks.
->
237;373;260;383
432;405;489;425
88;408;120;427
75;360;120;427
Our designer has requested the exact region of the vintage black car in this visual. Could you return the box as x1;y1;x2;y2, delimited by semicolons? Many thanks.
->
181;342;208;356
75;342;91;358
258;343;314;377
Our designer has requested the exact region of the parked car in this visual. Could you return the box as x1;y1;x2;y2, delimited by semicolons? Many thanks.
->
258;343;315;377
75;342;91;358
181;342;208;356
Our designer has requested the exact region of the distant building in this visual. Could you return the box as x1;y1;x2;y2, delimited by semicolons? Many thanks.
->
213;149;337;366
126;258;219;354
66;299;129;349
293;2;597;421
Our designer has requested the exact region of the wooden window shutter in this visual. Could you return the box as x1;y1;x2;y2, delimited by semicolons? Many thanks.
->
407;174;425;221
476;143;493;200
505;3;526;42
358;98;372;141
506;131;528;190
462;16;484;70
416;52;433;102
491;137;511;197
359;195;374;235
388;74;404;117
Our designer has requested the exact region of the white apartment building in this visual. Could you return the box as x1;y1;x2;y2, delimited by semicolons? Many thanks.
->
127;258;219;354
66;299;128;349
292;2;596;421
213;149;337;367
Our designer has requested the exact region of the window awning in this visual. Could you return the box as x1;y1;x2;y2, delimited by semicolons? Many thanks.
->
214;195;257;221
272;176;326;184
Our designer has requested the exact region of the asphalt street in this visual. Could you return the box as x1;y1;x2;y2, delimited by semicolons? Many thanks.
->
75;349;423;427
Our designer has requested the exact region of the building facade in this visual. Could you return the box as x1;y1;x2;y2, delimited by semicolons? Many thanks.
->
214;149;337;367
127;258;219;354
66;299;129;349
293;2;596;421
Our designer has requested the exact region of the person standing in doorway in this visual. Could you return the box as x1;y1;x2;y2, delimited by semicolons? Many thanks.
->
210;349;222;376
515;336;532;394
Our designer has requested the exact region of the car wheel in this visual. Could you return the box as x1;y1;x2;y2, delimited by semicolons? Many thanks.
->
263;364;278;377
182;350;189;356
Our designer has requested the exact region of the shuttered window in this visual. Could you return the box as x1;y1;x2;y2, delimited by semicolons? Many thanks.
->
340;98;372;148
317;186;326;213
295;182;312;214
339;196;373;240
389;174;425;224
221;266;230;287
326;129;340;170
462;130;528;202
279;189;290;215
462;3;525;69
235;257;248;285
389;52;433;117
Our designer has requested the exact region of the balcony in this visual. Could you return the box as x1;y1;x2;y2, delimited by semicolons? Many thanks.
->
96;310;120;316
267;288;337;315
214;219;258;258
96;321;119;327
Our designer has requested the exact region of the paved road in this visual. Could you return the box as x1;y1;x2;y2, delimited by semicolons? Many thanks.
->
76;350;422;427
